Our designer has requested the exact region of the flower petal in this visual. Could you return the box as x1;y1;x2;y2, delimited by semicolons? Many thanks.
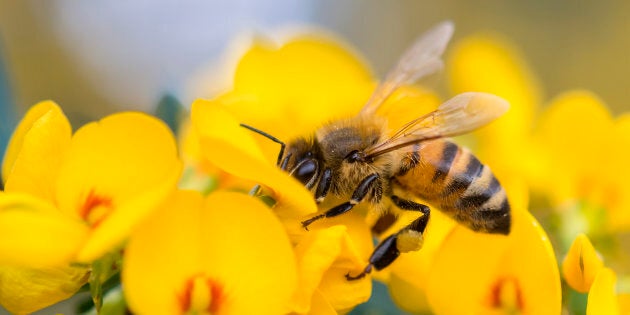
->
230;36;374;139
289;213;372;314
123;190;204;315
55;112;181;261
533;91;612;202
0;264;89;315
562;233;604;293
2;101;71;201
604;113;630;231
124;190;297;315
191;100;316;217
587;268;620;315
0;192;89;267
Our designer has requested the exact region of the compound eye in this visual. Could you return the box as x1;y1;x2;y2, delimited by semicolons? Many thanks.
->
293;159;319;188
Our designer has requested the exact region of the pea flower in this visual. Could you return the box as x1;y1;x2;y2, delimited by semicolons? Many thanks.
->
532;91;630;233
563;233;627;314
123;190;298;315
0;101;181;313
562;233;604;293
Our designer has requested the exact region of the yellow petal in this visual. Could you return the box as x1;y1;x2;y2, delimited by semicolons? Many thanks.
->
55;112;181;262
309;290;337;315
562;233;604;293
123;190;204;315
0;264;89;315
603;114;630;231
3;101;71;201
0;192;89;267
124;190;297;315
289;215;372;314
618;293;630;314
587;268;620;315
191;100;316;217
426;206;561;315
448;35;541;176
533;91;612;202
231;36;374;139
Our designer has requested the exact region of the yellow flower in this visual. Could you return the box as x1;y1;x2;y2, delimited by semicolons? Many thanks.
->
562;233;627;315
0;101;181;313
562;233;604;293
533;91;630;231
424;182;562;315
123;190;297;315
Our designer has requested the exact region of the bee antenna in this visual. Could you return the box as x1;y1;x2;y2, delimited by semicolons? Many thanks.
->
239;123;286;166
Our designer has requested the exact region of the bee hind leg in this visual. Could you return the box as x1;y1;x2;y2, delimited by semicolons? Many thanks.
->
345;195;430;281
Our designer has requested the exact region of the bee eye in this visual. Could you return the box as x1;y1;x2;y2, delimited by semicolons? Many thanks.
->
293;159;319;188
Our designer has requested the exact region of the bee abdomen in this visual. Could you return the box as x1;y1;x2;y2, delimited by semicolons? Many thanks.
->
394;139;511;234
447;165;511;234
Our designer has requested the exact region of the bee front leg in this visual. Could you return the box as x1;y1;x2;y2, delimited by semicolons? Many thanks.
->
301;173;380;230
346;195;430;280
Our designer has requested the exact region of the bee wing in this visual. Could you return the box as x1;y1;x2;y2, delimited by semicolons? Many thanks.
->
359;21;455;116
364;92;510;157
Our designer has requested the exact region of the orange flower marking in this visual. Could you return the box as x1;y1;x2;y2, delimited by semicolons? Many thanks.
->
79;190;113;228
489;276;524;312
179;274;223;315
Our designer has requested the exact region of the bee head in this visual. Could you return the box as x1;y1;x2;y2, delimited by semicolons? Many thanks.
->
285;137;321;189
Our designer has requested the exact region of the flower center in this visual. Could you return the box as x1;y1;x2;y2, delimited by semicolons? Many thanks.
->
488;276;524;313
80;190;113;228
179;274;223;315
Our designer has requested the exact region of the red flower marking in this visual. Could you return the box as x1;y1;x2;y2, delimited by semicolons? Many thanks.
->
178;274;224;314
80;190;113;228
489;276;524;311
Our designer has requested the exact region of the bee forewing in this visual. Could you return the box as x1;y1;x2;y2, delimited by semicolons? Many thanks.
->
431;92;510;134
360;21;455;116
364;92;509;157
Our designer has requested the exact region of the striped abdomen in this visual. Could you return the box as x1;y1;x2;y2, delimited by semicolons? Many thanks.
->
393;139;511;234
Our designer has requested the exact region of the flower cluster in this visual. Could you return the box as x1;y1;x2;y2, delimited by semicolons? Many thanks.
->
0;27;628;315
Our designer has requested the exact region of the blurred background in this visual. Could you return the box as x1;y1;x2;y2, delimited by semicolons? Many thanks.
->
0;1;628;314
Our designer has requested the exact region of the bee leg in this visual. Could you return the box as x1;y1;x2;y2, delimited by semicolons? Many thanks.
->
314;168;332;204
346;195;430;281
302;173;380;230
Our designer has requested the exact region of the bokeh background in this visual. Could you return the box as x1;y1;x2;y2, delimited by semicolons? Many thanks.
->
0;1;628;314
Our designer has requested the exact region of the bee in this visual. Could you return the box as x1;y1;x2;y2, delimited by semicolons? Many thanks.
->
243;21;510;280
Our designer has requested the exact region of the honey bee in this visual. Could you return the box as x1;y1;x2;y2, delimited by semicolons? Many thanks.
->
243;21;511;280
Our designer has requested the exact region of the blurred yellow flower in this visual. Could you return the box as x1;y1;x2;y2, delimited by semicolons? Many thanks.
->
533;91;630;232
562;233;627;315
562;233;604;293
123;190;297;315
0;101;181;313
